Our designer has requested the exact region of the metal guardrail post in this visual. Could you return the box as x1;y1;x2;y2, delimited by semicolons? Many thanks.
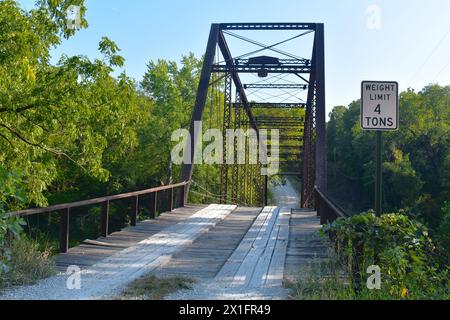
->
168;187;174;212
59;208;69;253
130;196;138;227
178;184;186;208
150;192;157;219
101;201;109;237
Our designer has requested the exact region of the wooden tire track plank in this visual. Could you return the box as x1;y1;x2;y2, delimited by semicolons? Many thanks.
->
231;207;280;287
264;208;291;288
214;207;274;282
211;206;292;291
248;207;291;288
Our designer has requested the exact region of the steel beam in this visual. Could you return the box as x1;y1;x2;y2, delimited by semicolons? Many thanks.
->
180;24;220;201
220;75;232;203
219;23;317;30
212;64;311;74
217;31;259;135
314;23;327;191
236;58;311;66
244;84;308;90
231;90;241;203
235;103;306;109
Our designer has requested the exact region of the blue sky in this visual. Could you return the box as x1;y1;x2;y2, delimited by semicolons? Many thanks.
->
18;0;450;115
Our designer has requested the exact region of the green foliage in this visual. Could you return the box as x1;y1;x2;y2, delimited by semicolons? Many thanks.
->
327;84;450;232
322;212;449;299
436;201;450;256
0;0;153;207
0;166;27;274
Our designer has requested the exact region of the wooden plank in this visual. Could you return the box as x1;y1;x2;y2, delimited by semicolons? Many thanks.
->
56;205;206;269
248;207;290;288
214;207;272;282
283;209;329;282
264;208;291;287
231;207;279;287
155;207;260;280
82;239;129;249
90;205;236;271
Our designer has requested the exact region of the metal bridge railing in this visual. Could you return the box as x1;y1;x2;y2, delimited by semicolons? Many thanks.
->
8;181;190;253
314;186;348;225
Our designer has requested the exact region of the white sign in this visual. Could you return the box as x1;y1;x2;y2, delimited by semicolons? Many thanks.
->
361;81;399;131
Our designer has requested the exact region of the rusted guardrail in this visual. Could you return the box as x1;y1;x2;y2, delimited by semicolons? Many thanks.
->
314;186;347;225
8;181;190;253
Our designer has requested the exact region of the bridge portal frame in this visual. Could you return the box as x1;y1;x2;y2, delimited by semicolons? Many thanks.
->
179;23;326;209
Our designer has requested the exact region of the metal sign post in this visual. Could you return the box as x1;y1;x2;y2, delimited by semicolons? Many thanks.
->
361;81;399;216
375;131;382;216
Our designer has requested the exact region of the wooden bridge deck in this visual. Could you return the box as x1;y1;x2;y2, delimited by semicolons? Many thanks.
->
156;207;261;279
55;205;327;282
49;204;327;298
1;203;328;300
284;209;330;281
55;205;208;271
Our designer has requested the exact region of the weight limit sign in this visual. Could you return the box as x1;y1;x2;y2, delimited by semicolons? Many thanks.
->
361;81;399;131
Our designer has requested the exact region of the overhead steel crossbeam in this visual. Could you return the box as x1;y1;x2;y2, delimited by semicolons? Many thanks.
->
244;121;305;127
219;23;317;30
236;58;311;66
244;84;308;90
269;145;303;149
212;63;311;74
234;103;306;109
256;116;305;121
279;137;304;141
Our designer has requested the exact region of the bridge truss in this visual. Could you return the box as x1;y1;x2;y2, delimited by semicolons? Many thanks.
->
180;23;326;208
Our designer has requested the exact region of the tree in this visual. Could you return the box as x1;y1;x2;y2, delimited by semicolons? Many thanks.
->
0;0;149;206
326;84;449;232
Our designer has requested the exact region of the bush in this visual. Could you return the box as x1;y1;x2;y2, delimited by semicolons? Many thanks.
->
436;201;450;256
0;237;56;290
322;211;449;299
0;167;55;291
0;168;27;274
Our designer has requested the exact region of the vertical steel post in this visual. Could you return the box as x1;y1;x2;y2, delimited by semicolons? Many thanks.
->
375;131;383;216
315;23;327;192
168;187;174;212
178;184;186;208
150;192;157;219
59;208;69;253
264;175;268;206
220;74;232;203
301;73;315;208
231;90;241;204
179;24;220;203
131;196;138;227
101;201;109;237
